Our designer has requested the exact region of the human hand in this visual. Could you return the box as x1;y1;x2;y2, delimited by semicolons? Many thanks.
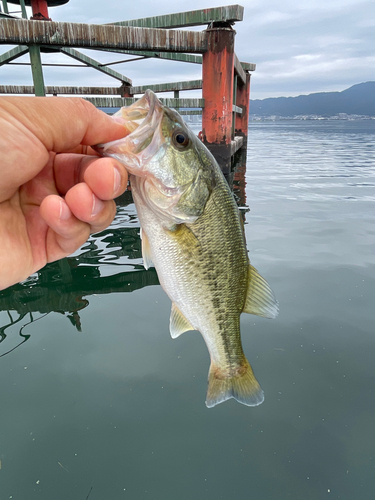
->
0;96;128;290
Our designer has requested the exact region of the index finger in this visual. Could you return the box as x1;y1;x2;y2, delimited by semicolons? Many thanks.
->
0;96;127;153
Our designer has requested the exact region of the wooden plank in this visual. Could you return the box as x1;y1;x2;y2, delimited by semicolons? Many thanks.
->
130;80;202;94
0;19;207;54
241;61;256;71
84;97;204;108
60;48;132;84
178;110;202;115
110;5;244;29
230;136;243;156
0;85;124;94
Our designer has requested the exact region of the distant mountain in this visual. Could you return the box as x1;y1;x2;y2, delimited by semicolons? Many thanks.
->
250;82;375;117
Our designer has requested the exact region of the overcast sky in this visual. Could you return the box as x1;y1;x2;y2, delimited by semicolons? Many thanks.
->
1;0;374;99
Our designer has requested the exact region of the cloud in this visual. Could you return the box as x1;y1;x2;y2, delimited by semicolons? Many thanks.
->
0;0;374;99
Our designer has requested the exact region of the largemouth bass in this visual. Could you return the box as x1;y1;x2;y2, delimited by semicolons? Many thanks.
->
96;90;278;407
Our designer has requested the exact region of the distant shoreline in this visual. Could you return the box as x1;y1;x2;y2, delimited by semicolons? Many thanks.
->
249;114;375;121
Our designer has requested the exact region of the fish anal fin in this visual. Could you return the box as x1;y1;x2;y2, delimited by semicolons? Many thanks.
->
243;264;279;319
170;303;195;339
206;358;264;408
140;228;153;270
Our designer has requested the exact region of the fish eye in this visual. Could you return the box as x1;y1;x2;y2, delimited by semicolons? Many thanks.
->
172;129;190;150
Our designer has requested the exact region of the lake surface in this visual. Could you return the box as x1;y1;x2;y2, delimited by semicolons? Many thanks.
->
1;120;374;499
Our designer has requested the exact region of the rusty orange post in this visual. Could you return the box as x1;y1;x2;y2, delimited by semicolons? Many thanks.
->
202;24;235;173
235;71;250;140
30;0;51;20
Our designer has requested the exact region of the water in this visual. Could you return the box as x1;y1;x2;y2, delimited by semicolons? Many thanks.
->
1;120;374;499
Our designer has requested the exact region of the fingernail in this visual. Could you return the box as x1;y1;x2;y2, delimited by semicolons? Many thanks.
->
114;167;121;194
112;116;126;125
59;200;71;220
91;194;105;218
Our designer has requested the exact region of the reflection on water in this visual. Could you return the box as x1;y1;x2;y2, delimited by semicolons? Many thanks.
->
1;120;374;500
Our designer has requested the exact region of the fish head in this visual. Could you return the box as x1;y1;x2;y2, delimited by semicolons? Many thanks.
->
95;90;216;224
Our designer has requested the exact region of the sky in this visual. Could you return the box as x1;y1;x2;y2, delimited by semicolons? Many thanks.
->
0;0;374;99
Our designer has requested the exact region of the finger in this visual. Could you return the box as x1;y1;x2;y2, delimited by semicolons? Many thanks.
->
64;182;117;234
53;154;128;199
1;96;128;154
39;195;91;260
84;157;128;200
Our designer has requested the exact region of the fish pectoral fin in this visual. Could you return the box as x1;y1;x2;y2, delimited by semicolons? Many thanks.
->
169;303;195;339
206;359;264;408
243;264;279;319
140;228;154;270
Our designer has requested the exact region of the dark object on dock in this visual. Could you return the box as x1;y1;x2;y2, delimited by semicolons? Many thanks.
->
0;1;255;172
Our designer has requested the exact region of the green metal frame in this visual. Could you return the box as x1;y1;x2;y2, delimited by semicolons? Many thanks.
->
60;48;132;85
0;1;255;132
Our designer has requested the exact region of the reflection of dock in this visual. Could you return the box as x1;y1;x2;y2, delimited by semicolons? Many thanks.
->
0;225;159;350
0;262;159;317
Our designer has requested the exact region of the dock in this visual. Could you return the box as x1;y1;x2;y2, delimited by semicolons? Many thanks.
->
0;1;255;172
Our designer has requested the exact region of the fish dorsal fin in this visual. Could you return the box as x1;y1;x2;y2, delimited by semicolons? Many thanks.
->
170;303;195;339
140;227;153;270
243;265;279;319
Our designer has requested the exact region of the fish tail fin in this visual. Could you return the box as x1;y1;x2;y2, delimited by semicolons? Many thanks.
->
206;358;264;408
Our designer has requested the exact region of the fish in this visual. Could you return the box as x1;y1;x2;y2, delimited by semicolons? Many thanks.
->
95;90;278;407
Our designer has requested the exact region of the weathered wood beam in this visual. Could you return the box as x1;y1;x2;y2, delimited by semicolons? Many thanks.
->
110;5;244;29
240;61;256;71
60;48;132;84
178;110;202;115
0;44;28;65
0;85;123;94
0;81;202;95
130;80;202;94
0;19;208;53
231;136;243;156
84;97;205;108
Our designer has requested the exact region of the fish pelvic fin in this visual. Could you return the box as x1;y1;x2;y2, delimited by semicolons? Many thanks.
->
243;264;279;319
169;303;195;339
206;358;264;408
140;227;154;270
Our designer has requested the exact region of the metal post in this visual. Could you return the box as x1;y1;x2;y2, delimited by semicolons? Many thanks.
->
19;0;27;18
120;83;133;97
2;1;9;15
235;72;250;141
30;0;50;19
29;45;45;96
202;24;235;174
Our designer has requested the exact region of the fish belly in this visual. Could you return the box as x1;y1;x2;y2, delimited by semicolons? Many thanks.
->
131;175;264;407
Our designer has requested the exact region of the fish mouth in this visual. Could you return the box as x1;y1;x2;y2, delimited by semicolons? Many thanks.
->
94;90;165;174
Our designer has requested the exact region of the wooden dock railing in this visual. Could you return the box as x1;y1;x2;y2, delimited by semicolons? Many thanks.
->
0;1;255;172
